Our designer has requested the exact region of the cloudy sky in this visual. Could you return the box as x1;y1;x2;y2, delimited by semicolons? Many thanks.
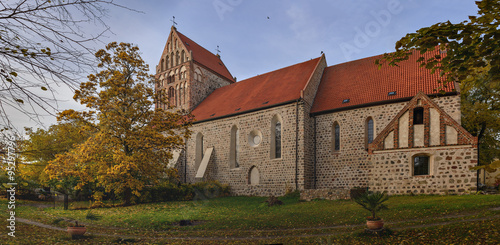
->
11;0;479;132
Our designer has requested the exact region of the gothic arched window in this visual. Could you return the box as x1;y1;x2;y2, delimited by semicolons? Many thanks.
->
333;122;340;152
271;115;282;159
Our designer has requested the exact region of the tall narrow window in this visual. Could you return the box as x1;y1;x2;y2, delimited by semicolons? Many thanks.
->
179;87;183;106
275;122;281;158
413;107;424;125
181;50;185;63
333;122;340;152
413;155;430;175
168;87;175;106
271;115;282;159
162;90;167;110
183;82;187;104
161;59;164;72
230;125;239;169
175;84;181;106
365;117;374;149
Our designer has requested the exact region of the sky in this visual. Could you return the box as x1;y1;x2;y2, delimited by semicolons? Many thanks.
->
10;0;479;133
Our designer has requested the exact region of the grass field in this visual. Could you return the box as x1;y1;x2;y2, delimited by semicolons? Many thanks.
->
1;193;499;244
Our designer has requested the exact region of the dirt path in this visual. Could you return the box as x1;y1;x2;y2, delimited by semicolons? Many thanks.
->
17;207;500;242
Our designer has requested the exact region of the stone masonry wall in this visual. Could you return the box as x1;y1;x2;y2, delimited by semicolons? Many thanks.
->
185;103;300;196
369;147;477;194
300;57;326;190
189;63;232;110
314;95;462;190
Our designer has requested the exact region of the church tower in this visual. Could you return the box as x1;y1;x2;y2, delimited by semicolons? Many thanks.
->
155;26;235;111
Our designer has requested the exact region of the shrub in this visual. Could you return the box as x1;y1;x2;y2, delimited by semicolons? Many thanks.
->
138;180;230;203
353;191;389;221
192;180;230;199
140;182;192;203
265;196;283;207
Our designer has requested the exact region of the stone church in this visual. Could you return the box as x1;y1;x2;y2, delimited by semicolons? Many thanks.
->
156;26;478;197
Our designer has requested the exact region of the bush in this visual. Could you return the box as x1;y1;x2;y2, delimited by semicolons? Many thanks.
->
265;196;283;207
192;180;230;199
139;180;230;203
140;182;192;203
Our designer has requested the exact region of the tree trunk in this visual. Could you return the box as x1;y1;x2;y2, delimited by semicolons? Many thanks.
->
64;193;69;210
123;187;132;206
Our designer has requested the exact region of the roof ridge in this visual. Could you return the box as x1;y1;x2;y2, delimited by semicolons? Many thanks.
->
175;30;234;82
329;53;385;67
191;56;322;122
176;30;219;61
240;56;322;82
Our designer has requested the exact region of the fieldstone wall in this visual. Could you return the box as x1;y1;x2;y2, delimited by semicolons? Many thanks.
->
369;147;477;194
185;103;301;196
179;83;470;196
189;63;232;110
314;95;464;191
299;56;327;190
300;188;350;201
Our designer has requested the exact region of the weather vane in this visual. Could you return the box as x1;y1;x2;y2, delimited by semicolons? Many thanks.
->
216;45;221;56
171;16;177;27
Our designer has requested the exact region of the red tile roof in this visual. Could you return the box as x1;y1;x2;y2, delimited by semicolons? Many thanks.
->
176;31;235;83
311;49;456;114
192;57;322;122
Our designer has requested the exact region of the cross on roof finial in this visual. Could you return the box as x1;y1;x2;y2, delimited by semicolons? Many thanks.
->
216;45;221;56
171;16;177;27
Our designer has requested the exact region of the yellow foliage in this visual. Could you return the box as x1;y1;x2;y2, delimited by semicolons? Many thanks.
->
45;42;193;205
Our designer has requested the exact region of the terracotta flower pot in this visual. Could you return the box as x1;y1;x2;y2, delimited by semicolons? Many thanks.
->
67;226;86;238
366;219;384;230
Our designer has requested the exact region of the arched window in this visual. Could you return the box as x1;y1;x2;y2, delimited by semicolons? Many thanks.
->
166;56;169;69
195;133;204;171
414;107;424;125
160;59;164;72
162;89;167;110
332;122;340;152
175;85;180;106
229;125;239;169
179;87;183;106
271;115;282;159
365;117;374;149
176;51;180;66
413;154;430;176
183;82;188;104
181;50;185;63
170;52;174;67
168;87;175;106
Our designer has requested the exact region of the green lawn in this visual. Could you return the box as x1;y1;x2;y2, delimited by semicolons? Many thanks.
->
1;193;499;244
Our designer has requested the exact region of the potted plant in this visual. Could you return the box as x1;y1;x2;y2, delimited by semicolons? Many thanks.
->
353;191;388;230
67;221;86;238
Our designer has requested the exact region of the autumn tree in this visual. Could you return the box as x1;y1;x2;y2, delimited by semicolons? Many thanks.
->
45;42;193;205
379;0;500;165
0;0;126;131
19;120;93;208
